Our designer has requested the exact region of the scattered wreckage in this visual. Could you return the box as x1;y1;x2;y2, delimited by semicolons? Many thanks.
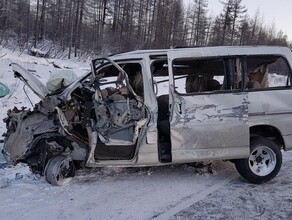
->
2;46;292;185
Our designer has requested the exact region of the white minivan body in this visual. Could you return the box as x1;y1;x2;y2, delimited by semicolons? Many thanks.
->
3;46;292;185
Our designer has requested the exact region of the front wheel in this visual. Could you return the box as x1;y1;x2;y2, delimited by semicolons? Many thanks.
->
44;156;76;186
235;137;282;184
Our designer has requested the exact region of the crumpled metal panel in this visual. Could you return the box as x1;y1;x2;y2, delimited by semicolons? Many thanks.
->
170;92;250;162
3;110;58;164
11;63;49;99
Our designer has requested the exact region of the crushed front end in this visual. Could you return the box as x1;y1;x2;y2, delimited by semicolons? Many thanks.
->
2;57;148;184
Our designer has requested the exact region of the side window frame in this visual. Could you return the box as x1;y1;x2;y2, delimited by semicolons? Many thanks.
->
171;56;243;96
243;55;292;91
150;58;169;97
94;59;145;99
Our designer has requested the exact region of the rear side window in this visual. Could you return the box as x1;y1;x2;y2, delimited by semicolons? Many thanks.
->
246;56;291;90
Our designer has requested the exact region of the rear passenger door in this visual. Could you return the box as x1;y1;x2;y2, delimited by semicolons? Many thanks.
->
167;51;250;163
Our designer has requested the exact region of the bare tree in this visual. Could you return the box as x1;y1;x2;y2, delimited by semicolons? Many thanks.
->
0;0;289;57
193;0;208;46
238;15;250;45
220;0;233;45
250;9;260;45
230;0;247;45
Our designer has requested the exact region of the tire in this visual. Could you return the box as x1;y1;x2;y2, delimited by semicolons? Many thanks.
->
235;137;282;184
44;156;76;186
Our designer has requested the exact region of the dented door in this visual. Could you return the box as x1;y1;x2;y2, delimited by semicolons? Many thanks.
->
167;52;250;163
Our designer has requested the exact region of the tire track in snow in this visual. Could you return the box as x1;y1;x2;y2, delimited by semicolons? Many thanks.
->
151;174;236;220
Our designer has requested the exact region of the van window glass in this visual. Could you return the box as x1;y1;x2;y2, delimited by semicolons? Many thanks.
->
171;58;233;94
246;56;291;89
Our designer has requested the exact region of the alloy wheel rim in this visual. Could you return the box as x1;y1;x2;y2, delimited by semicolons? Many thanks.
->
248;146;276;176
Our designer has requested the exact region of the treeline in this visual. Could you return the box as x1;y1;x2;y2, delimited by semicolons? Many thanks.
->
0;0;290;58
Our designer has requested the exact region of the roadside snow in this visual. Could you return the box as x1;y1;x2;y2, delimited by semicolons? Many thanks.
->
0;163;34;188
0;161;237;220
1;154;291;220
171;151;292;220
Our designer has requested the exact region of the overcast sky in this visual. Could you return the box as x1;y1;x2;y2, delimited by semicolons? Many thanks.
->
185;0;292;41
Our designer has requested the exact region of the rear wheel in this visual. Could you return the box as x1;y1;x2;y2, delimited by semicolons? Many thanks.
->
44;156;76;186
235;137;282;184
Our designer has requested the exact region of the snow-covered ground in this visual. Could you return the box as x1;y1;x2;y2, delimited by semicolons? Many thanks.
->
1;153;292;220
0;48;292;220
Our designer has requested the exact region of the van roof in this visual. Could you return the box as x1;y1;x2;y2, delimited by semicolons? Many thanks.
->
108;46;292;61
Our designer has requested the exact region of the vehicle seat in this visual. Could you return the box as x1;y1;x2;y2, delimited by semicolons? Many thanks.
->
205;79;221;91
246;81;261;89
185;75;208;93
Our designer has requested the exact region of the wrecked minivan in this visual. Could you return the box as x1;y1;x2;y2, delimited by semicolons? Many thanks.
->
2;46;292;185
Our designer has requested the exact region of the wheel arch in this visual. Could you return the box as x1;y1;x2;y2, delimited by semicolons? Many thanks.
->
25;133;87;173
250;125;285;150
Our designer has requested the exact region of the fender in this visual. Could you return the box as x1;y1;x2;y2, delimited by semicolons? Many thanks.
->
3;109;58;164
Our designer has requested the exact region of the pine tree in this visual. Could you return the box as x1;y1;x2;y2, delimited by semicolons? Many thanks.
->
193;0;208;46
230;0;247;45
